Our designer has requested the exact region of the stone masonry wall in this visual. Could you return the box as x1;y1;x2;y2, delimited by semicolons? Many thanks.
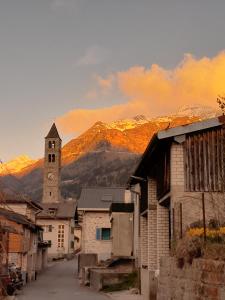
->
82;211;112;261
158;257;225;300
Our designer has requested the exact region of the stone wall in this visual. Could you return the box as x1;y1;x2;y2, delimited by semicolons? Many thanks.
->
158;257;225;300
82;211;112;261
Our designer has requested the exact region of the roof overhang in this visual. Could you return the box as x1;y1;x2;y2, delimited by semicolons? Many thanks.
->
128;116;225;186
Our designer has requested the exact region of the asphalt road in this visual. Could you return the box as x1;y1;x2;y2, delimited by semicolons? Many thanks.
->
16;259;108;300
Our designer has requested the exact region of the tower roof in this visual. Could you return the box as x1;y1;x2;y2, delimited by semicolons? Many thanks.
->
45;123;61;140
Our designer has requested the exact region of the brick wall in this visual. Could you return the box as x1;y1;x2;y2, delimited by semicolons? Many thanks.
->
148;178;157;271
157;204;170;268
140;215;148;267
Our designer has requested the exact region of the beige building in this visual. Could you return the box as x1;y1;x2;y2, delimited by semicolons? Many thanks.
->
37;201;76;259
129;116;225;300
110;203;134;257
78;187;125;261
37;123;77;260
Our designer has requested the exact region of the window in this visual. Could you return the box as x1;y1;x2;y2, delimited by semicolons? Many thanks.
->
49;141;56;149
42;225;53;233
96;228;111;240
58;225;65;248
48;208;56;216
70;241;74;249
48;154;56;163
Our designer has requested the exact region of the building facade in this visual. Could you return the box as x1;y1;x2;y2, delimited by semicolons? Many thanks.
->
129;116;225;300
78;187;126;261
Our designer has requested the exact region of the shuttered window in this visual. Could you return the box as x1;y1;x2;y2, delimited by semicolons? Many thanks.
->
96;228;111;240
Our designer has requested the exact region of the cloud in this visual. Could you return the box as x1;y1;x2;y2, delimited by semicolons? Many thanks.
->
96;74;114;90
57;51;225;135
76;46;109;66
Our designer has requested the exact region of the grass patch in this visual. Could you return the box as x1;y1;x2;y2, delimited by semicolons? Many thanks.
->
102;272;138;293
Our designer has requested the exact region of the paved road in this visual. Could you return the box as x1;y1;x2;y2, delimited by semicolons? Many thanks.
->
16;259;108;300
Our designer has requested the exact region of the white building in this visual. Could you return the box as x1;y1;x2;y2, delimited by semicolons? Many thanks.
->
78;187;125;261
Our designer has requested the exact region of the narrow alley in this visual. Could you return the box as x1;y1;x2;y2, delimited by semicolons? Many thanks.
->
16;259;108;300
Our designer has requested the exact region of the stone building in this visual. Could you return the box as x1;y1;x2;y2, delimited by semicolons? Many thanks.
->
129;116;225;299
37;123;77;260
78;187;125;261
0;207;47;283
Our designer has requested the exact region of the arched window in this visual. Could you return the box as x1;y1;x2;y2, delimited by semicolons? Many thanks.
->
48;141;52;149
48;154;51;162
52;154;56;162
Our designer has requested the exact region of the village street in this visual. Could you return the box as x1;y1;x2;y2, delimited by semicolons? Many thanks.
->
16;259;108;300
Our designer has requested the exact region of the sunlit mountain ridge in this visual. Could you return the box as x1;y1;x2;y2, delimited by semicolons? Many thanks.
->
0;155;38;176
0;105;219;200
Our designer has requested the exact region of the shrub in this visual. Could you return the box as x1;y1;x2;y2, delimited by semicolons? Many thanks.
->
175;236;202;268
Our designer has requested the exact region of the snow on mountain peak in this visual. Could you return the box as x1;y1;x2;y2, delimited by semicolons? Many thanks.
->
0;155;37;175
177;104;218;119
105;115;149;131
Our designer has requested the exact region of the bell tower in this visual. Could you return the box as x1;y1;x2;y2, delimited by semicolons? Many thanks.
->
42;123;62;203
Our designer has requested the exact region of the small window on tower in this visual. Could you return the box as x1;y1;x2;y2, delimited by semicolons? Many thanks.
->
48;141;52;149
52;154;55;162
50;192;52;196
48;154;51;162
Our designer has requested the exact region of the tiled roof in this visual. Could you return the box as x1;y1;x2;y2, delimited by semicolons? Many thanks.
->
45;123;61;140
78;187;125;210
4;196;43;211
0;208;37;231
37;200;77;219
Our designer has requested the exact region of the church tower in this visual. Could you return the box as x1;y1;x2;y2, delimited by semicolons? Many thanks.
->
42;123;62;203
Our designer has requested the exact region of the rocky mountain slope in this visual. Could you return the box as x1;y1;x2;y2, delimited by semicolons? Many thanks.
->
0;105;218;201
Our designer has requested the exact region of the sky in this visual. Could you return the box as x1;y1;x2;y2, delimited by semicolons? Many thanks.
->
1;0;225;161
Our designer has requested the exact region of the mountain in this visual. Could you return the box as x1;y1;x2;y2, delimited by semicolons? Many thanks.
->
177;104;219;119
0;155;37;176
0;106;218;201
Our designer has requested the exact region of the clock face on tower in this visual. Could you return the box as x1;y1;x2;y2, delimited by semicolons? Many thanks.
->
47;172;55;181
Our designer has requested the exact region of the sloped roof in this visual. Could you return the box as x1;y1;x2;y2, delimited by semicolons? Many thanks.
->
78;187;125;210
4;196;43;211
37;200;77;219
0;208;37;231
129;116;225;185
45;123;61;140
